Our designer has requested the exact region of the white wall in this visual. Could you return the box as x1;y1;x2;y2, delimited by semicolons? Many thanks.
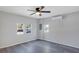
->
0;11;37;48
41;12;79;48
1;10;79;49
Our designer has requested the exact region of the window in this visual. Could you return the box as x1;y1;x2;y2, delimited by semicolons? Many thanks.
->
44;24;49;33
17;24;24;35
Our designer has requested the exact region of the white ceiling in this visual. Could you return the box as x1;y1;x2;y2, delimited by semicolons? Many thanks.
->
0;6;79;19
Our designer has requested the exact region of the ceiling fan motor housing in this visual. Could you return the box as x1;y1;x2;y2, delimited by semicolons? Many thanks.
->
36;8;40;12
36;6;44;12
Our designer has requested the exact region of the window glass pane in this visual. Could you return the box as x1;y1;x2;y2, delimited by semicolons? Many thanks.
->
17;24;24;35
44;24;49;33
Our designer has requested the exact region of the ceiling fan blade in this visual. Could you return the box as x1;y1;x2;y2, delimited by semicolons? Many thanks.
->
39;13;42;16
40;6;44;10
30;13;36;15
27;9;36;12
41;11;51;13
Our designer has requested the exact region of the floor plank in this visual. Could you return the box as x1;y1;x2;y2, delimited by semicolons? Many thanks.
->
0;39;79;53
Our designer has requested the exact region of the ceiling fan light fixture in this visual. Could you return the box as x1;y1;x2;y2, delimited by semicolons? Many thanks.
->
36;12;41;15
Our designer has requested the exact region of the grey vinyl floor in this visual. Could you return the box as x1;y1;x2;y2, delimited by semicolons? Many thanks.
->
0;39;79;53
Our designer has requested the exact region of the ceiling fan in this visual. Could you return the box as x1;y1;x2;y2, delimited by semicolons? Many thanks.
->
27;6;51;16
